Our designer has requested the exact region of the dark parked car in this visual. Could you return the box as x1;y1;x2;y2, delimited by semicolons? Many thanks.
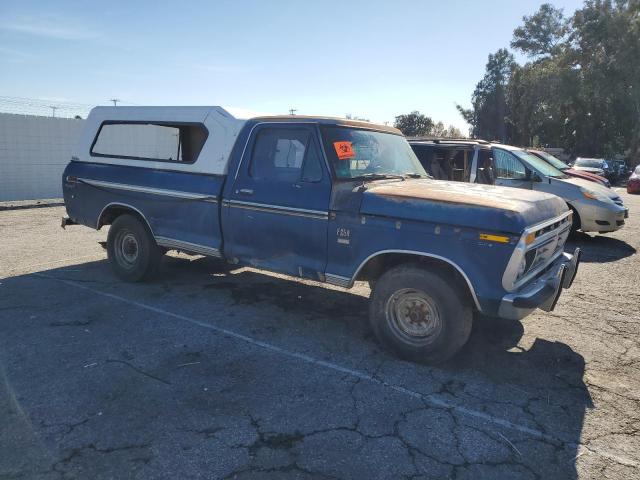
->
611;159;630;179
528;150;610;188
573;157;615;181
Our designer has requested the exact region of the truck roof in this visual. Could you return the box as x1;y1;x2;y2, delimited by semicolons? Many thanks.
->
74;106;399;175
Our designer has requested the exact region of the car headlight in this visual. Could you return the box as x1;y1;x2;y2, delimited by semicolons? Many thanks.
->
581;187;610;202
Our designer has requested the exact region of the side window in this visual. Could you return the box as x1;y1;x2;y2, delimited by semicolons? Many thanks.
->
250;127;323;182
91;122;207;163
301;140;323;182
493;149;527;179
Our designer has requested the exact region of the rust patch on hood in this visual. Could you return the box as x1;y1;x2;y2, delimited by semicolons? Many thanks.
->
367;179;557;212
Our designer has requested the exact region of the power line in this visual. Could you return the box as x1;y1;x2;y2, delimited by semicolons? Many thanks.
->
0;96;138;118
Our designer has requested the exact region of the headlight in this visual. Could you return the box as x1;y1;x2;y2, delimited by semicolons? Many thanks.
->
581;187;610;202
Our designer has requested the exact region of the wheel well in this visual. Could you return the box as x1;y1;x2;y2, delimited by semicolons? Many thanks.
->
355;253;477;309
567;204;581;230
97;205;152;234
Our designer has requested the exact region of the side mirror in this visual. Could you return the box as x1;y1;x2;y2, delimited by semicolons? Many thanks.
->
530;172;543;182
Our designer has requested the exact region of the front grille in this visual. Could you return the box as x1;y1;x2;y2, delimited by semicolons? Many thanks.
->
613;197;624;206
516;214;571;287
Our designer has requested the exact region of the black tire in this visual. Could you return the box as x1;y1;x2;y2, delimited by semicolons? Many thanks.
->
369;264;472;364
568;205;581;235
106;214;162;282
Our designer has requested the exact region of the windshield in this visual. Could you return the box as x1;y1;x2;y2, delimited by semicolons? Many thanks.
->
321;126;428;180
575;158;603;168
531;150;569;170
511;149;566;178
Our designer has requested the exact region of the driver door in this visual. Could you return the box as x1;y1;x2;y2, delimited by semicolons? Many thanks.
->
225;124;331;279
492;148;533;189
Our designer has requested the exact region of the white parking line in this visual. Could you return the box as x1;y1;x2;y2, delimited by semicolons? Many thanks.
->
37;274;638;468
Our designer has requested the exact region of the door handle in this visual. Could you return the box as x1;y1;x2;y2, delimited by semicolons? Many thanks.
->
236;188;254;195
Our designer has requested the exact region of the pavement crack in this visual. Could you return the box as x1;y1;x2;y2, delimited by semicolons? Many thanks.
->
105;358;171;385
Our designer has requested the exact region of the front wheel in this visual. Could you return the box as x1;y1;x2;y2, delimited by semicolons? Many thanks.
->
107;214;162;282
369;264;472;364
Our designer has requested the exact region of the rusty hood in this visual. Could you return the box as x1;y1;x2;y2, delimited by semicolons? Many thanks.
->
361;179;568;234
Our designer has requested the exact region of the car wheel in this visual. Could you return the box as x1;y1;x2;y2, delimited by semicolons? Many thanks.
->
107;214;162;282
369;264;472;364
568;205;581;235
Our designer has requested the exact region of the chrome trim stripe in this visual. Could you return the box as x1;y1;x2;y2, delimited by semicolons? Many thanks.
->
324;273;351;288
346;250;482;311
155;236;222;258
97;202;154;232
223;199;328;220
78;178;219;202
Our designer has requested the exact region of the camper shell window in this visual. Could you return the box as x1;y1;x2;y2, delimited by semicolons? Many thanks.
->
90;121;208;164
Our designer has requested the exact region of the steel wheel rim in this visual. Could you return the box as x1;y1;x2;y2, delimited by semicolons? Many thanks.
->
385;288;442;345
115;230;139;268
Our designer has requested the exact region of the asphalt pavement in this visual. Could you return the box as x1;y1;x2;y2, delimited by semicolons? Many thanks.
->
1;190;638;479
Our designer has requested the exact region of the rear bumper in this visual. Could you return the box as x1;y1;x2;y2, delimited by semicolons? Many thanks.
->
498;248;581;320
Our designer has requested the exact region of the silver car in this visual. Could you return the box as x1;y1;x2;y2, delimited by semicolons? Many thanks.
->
485;146;628;233
408;140;628;234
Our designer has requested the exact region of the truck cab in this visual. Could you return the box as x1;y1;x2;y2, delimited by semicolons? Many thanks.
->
63;108;580;364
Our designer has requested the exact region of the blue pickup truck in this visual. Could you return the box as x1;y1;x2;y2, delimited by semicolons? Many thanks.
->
62;107;580;364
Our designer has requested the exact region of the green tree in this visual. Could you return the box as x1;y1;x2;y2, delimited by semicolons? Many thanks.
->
393;111;434;136
460;0;640;163
430;121;465;138
457;48;515;141
511;3;567;58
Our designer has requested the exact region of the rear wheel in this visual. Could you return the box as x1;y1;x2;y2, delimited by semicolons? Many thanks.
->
107;214;162;282
369;264;472;364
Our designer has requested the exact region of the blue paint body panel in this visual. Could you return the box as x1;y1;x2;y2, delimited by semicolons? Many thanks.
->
221;121;330;278
325;210;513;312
63;161;225;250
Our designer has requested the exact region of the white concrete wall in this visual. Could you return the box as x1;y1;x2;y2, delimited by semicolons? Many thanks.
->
0;113;84;201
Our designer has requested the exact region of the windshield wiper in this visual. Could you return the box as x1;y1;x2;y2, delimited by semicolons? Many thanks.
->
403;172;425;178
355;173;406;181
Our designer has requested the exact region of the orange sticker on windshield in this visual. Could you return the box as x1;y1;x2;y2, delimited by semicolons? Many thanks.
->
334;141;355;160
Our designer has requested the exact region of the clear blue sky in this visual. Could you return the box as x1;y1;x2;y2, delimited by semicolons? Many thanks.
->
1;0;585;130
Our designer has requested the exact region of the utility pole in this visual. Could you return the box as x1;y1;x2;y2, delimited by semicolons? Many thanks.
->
110;98;120;106
288;108;297;116
49;106;57;117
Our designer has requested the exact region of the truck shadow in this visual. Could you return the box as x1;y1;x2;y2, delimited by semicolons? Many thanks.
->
566;232;636;263
4;257;591;478
164;256;591;477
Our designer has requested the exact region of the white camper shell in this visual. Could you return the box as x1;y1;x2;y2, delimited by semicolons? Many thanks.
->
73;106;249;175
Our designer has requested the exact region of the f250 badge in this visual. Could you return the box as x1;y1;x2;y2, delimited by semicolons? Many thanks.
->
336;227;350;245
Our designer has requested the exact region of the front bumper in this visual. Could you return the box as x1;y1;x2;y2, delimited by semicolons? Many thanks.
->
577;201;627;233
498;248;581;320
